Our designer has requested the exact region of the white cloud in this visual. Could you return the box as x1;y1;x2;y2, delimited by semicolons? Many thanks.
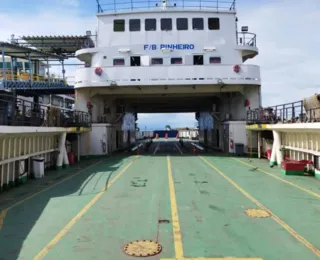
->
238;0;320;105
0;7;96;77
1;0;319;128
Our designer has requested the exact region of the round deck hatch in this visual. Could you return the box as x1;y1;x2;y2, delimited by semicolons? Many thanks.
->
124;240;162;257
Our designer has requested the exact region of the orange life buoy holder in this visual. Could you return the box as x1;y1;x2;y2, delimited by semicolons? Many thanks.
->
233;64;241;73
95;67;103;76
229;138;234;149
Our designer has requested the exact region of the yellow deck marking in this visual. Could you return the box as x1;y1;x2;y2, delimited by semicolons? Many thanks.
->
161;257;263;260
200;156;320;257
233;158;320;199
164;157;262;260
33;156;139;260
167;156;184;259
0;159;107;231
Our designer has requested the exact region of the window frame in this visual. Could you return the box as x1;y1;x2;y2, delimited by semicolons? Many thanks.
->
192;18;204;30
113;58;125;66
208;17;220;30
171;57;183;65
151;58;163;65
129;19;141;32
176;18;188;31
161;18;172;31
209;57;221;64
113;19;125;32
145;18;157;31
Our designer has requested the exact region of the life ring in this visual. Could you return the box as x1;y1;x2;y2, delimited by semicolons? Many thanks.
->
95;67;103;76
233;65;240;73
229;138;234;149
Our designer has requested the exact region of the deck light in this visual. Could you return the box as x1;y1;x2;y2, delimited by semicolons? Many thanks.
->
161;48;173;52
204;47;216;51
118;48;130;53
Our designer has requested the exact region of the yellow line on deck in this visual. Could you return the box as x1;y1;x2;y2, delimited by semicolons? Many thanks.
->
0;159;105;231
33;156;139;260
199;156;320;257
167;156;184;259
233;158;320;199
161;257;263;260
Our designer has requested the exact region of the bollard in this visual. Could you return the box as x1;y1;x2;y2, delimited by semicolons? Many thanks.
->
193;147;196;155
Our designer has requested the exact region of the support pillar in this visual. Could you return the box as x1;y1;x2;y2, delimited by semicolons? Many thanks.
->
28;54;32;86
2;46;6;88
270;130;283;167
62;59;65;84
77;134;80;162
257;131;262;159
274;130;283;166
56;132;68;170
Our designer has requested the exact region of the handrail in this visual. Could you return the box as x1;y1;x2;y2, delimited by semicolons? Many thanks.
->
246;100;320;124
0;71;67;84
237;32;256;47
0;94;91;128
97;0;237;13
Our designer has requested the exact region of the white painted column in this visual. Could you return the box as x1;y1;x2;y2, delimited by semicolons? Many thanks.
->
257;131;262;159
56;132;66;169
63;143;69;167
271;130;283;167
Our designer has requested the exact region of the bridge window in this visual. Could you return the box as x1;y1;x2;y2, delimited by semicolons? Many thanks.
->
114;19;125;32
193;55;203;65
171;57;182;64
113;58;125;66
192;18;203;30
129;19;141;31
145;18;156;31
177;18;188;30
130;56;141;66
151;58;163;65
208;18;220;30
210;57;221;64
161;18;172;31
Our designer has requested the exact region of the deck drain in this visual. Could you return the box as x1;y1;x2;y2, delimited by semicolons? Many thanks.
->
159;219;170;224
124;240;162;257
245;208;271;218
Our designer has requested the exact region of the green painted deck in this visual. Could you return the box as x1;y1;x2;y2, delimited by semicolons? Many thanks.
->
0;140;319;260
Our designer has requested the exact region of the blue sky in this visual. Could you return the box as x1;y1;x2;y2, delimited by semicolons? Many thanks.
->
1;0;320;130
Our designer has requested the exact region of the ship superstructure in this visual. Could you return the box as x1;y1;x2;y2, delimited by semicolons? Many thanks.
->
74;0;260;155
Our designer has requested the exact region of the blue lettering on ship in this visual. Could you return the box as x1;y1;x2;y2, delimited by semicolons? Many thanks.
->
143;44;194;50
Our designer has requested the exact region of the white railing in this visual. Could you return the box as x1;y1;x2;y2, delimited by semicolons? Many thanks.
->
75;64;260;88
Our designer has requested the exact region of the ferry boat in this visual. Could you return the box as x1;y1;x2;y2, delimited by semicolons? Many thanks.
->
74;0;260;156
0;1;319;260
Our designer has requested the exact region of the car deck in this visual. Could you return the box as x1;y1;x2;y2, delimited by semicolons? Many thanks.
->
0;139;319;260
